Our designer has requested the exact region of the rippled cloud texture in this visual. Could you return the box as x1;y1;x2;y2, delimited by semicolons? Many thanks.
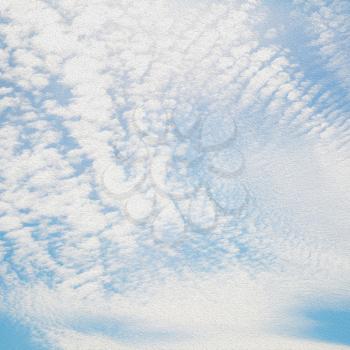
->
0;0;350;349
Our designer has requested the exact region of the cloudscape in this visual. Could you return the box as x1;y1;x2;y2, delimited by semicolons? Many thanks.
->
0;0;349;349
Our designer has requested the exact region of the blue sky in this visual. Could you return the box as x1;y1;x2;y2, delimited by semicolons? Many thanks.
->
0;314;45;350
0;0;349;349
301;308;350;346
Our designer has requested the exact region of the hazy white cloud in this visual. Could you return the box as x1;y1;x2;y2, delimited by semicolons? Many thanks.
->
293;0;350;91
0;0;349;349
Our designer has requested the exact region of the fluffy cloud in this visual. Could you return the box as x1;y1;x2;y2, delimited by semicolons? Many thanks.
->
0;0;349;349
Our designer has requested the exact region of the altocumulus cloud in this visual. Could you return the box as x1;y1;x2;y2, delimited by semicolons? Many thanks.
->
0;0;349;349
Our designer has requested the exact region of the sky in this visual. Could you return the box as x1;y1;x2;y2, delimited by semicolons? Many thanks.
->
0;0;349;349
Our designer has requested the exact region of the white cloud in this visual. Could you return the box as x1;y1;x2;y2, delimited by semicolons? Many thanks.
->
0;0;349;349
0;216;22;231
293;0;350;92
